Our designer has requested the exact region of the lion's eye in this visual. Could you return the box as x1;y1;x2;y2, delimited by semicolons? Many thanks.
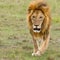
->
39;16;43;19
32;16;36;19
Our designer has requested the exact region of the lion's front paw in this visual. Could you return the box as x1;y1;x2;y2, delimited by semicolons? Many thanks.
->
32;50;41;56
32;52;35;56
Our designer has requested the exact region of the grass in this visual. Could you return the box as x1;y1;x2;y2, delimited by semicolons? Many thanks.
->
0;0;60;60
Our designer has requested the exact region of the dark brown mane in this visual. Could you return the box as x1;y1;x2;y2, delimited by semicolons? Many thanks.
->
27;1;51;34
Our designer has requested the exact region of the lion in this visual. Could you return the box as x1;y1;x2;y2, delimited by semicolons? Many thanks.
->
27;0;51;56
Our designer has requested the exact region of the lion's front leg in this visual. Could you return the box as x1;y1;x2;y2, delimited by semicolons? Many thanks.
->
37;35;50;55
32;37;40;56
39;34;50;54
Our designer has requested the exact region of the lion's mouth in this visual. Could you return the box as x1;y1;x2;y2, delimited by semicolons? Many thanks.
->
34;28;40;31
33;28;41;32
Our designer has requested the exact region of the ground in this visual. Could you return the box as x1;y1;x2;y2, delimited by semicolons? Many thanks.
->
0;0;60;60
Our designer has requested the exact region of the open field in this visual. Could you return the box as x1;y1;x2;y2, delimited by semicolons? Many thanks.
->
0;0;60;60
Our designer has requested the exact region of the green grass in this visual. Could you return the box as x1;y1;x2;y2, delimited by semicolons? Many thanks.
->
0;0;60;60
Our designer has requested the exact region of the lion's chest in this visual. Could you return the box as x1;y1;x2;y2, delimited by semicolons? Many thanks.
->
33;32;43;40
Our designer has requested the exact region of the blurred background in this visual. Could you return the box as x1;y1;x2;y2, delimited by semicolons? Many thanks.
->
0;0;60;60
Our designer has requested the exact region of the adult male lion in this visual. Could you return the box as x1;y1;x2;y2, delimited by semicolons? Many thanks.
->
27;0;51;56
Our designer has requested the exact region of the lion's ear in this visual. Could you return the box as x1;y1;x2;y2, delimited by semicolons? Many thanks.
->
27;4;33;14
40;3;50;15
28;7;31;14
27;2;36;14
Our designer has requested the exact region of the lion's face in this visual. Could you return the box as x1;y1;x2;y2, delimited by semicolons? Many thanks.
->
27;2;51;34
31;10;45;32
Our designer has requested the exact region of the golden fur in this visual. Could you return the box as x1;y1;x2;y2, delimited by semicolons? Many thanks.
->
27;0;51;56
